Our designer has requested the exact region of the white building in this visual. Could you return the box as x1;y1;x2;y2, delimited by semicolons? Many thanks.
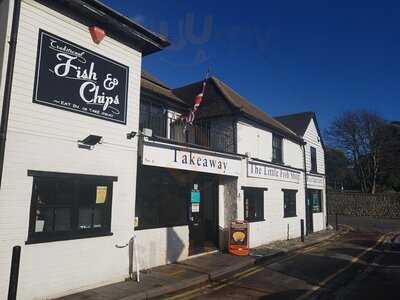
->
0;1;326;299
136;75;327;268
0;0;168;299
276;112;327;234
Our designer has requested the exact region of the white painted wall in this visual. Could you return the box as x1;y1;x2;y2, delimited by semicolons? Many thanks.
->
0;0;12;116
237;119;303;169
238;159;306;248
304;119;325;174
303;118;326;232
237;120;272;161
236;119;307;247
135;226;189;270
0;1;142;299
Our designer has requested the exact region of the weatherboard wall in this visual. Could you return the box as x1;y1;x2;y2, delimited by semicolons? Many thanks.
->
303;118;326;232
0;1;142;299
304;119;325;174
0;0;12;117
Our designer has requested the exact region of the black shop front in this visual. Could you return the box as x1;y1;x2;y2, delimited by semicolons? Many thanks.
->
136;164;220;255
135;141;242;255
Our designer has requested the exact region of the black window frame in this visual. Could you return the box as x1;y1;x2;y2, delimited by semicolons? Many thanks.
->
139;99;167;138
27;170;117;244
310;146;317;173
272;134;283;164
243;187;266;222
308;189;323;213
283;189;297;218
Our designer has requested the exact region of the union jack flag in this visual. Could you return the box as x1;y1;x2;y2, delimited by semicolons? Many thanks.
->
184;70;209;130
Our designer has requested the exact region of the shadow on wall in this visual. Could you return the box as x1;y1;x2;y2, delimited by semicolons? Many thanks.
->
167;227;185;264
127;228;186;276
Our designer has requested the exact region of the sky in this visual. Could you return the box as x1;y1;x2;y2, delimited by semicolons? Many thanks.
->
103;0;400;131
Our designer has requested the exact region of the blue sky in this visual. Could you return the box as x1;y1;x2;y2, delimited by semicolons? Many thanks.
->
103;0;399;130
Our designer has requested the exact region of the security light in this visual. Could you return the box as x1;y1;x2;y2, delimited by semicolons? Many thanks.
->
127;131;137;140
78;135;103;150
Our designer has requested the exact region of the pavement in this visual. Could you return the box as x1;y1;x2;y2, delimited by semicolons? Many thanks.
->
56;229;338;300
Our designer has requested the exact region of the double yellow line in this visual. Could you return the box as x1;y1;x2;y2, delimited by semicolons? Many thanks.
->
165;231;346;300
295;232;388;300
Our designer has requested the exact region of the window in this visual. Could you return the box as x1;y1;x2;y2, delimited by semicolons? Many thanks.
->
310;146;317;173
135;165;188;229
283;189;297;218
139;100;166;137
243;187;265;222
308;189;322;213
272;134;283;163
27;171;116;244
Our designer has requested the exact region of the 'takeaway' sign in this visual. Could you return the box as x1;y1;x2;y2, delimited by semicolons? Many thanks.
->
33;30;129;124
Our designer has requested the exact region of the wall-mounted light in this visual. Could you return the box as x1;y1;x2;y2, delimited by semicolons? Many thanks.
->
127;131;137;140
89;26;106;44
78;135;103;150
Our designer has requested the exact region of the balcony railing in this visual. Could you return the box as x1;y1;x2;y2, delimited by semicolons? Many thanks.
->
140;114;235;153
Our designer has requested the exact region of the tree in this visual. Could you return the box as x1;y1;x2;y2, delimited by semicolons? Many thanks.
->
325;147;358;190
380;122;400;191
325;148;348;190
326;110;387;194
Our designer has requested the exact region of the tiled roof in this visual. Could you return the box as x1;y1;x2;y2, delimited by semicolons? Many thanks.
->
275;112;315;136
141;70;188;106
174;77;302;142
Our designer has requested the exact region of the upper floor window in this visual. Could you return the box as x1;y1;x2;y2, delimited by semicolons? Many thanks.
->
27;171;116;244
139;100;166;137
310;146;317;173
272;134;283;163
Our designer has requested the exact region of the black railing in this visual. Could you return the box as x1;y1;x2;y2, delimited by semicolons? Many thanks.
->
140;113;235;153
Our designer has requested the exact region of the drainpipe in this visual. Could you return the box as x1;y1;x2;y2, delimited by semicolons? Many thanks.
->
0;0;21;188
302;143;308;235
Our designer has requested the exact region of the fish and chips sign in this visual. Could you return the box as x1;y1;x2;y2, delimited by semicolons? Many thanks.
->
247;161;300;183
33;30;129;124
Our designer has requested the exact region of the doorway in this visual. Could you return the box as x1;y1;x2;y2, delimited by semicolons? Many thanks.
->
306;190;314;234
188;173;219;256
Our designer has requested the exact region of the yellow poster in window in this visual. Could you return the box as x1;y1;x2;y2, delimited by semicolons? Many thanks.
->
96;186;108;204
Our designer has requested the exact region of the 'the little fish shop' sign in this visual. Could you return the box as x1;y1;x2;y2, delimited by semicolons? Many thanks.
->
33;30;129;124
142;141;242;177
247;161;300;183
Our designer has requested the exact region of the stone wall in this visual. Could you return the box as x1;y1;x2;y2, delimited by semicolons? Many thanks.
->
327;192;400;218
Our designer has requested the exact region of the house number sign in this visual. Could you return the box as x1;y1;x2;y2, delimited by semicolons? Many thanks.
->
33;29;129;124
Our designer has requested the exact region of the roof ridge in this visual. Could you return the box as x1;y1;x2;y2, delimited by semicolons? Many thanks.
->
211;77;300;138
276;111;315;119
141;70;171;90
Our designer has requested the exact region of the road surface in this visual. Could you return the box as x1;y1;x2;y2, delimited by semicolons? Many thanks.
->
162;229;400;300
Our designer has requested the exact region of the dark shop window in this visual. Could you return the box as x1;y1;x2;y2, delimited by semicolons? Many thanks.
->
309;189;322;213
135;165;188;230
139;100;167;137
27;171;116;244
272;134;283;163
283;189;297;218
310;146;317;173
243;188;265;222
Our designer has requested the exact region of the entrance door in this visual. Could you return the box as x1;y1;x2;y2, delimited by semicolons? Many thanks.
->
189;174;219;255
306;190;314;234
